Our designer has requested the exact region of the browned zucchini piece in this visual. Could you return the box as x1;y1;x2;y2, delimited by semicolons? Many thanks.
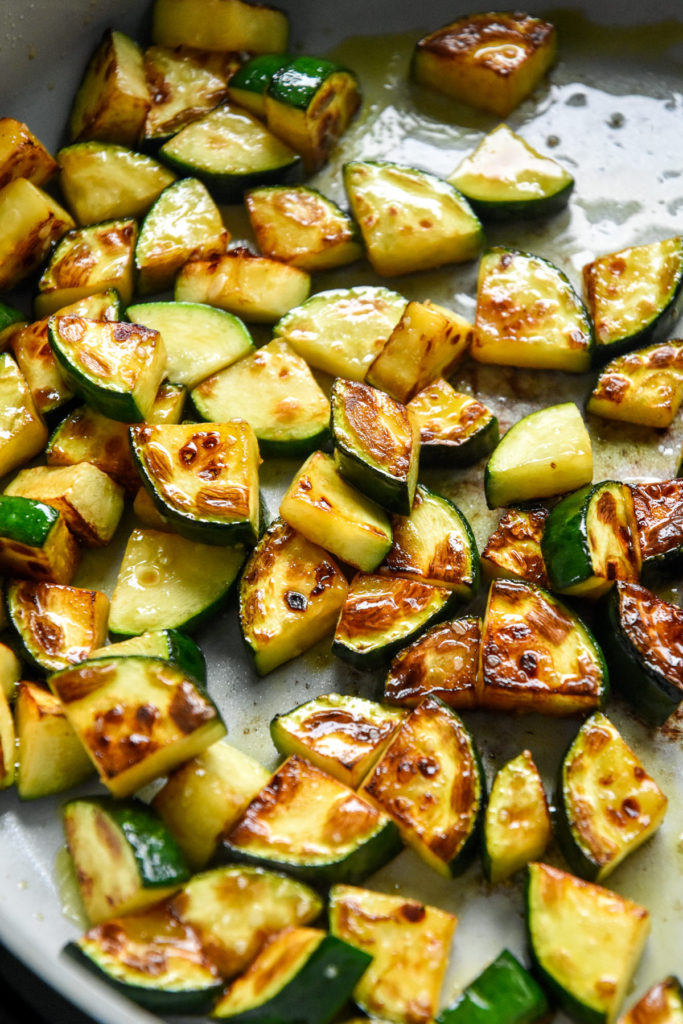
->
15;681;94;799
69;29;150;146
0;352;49;477
0;687;15;790
483;750;552;883
0;117;58;189
618;977;683;1024
587;339;683;428
46;405;140;497
152;0;289;53
632;479;683;571
384;617;480;709
406;377;499;467
142;45;237;145
0;495;79;585
481;508;549;587
0;179;75;292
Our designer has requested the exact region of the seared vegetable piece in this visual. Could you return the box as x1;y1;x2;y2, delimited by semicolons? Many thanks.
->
153;743;269;869
480;579;608;715
474;247;593;372
6;580;109;673
448;124;573;221
212;926;371;1023
407;377;498;467
344;160;483;276
108;528;246;636
483;751;551;883
411;12;557;117
46;405;140;496
63;796;190;924
331;378;420;515
0;117;57;189
50;655;226;797
329;884;457;1024
542;480;641;598
270;694;406;789
384;617;480;709
228;54;292;118
587;339;683;427
618;977;683;1024
632;479;683;571
0;495;79;585
239;519;348;675
68;29;150;146
557;711;668;882
91;628;206;686
437;949;549;1024
274;285;406;381
142;45;236;146
481;508;549;587
583;236;683;362
246;185;362;271
0;302;25;346
14;681;93;799
152;0;289;53
0;352;48;477
0;179;74;291
0;688;15;789
0;643;21;700
361;696;486;876
484;402;592;509
526;862;650;1024
11;311;76;423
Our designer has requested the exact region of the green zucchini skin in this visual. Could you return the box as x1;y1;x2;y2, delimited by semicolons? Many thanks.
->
0;495;59;548
93;629;207;687
227;53;293;115
541;485;594;590
437;949;549;1024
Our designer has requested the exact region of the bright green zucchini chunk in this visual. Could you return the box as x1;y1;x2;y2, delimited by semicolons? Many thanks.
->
333;574;453;671
474;247;594;371
221;754;401;884
481;508;550;587
90;628;206;687
632;479;683;572
274;285;407;381
331;378;420;515
437;949;550;1024
0;116;57;189
280;451;393;573
50;654;226;797
526;862;650;1024
329;883;456;1024
407;377;498;467
583;236;683;363
0;494;79;585
587;339;683;427
0;351;48;477
270;694;406;789
246;184;362;271
46;405;139;496
557;711;668;882
361;696;486;876
6;580;109;674
239;518;348;676
152;0;289;53
109;528;246;636
68;29;149;146
134;178;228;294
48;315;166;423
541;480;641;598
130;420;261;545
63;796;190;924
484;402;593;509
65;904;223;1014
0;179;74;292
448;124;573;221
191;338;329;457
228;54;292;118
159;103;301;203
57;141;176;224
142;45;236;146
619;977;683;1024
15;680;94;799
384;617;480;709
480;579;608;716
344;160;483;276
483;750;551;884
265;57;361;173
212;927;371;1023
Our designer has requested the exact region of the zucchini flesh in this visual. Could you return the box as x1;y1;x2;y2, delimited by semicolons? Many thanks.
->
619;978;683;1024
587;339;683;427
152;0;289;54
10;316;75;421
481;508;549;587
90;628;206;686
0;179;74;292
228;54;292;118
437;949;549;1024
0;351;49;477
0;116;57;189
407;377;498;467
46;404;140;496
14;681;94;799
483;750;551;884
384;617;481;709
0;688;16;790
0;494;79;585
142;45;236;145
632;479;683;570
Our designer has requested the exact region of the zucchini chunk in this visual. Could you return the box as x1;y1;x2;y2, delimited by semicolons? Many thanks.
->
411;12;557;117
134;177;228;294
245;185;362;271
239;519;348;676
447;124;574;221
618;977;683;1024
361;696;486;877
228;54;292;118
583;236;683;363
0;179;74;292
329;884;457;1024
191;338;329;457
384;617;481;709
0;643;21;700
333;574;453;671
63;796;190;924
133;484;173;530
152;0;289;53
0;117;58;189
483;750;551;884
130;420;261;545
484;402;593;509
481;508;549;587
142;45;236;146
68;29;149;146
48;315;166;423
108;528;246;636
91;628;206;685
526;862;650;1024
0;495;79;585
632;479;683;572
6;580;109;674
474;247;594;372
0;301;25;346
49;654;226;797
437;949;550;1024
0;688;15;790
331;378;420;515
220;754;402;885
153;743;270;869
46;405;140;496
270;693;406;789
0;352;48;477
541;481;641;599
557;711;668;882
152;380;186;423
10;314;75;423
406;377;499;467
14;680;93;799
480;579;608;716
587;339;683;428
274;285;407;381
212;927;371;1023
344;160;483;276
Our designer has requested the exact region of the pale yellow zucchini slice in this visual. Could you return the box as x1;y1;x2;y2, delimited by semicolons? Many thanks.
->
0;352;48;477
152;0;289;53
0;179;74;292
483;750;552;883
69;29;150;146
0;117;57;189
0;688;15;790
14;681;93;799
587;339;683;428
46;405;140;497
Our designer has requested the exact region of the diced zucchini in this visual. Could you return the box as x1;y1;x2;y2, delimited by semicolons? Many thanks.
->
587;339;683;427
0;643;21;701
483;750;552;884
632;479;683;572
618;978;683;1024
133;485;172;530
151;380;186;423
384;617;481;709
91;628;206;686
437;949;550;1024
0;495;79;585
227;54;292;118
0;302;25;347
46;405;140;496
152;0;289;53
10;315;75;422
14;680;93;799
407;377;499;467
344;160;483;276
480;579;608;715
142;45;236;146
0;352;48;477
0;688;16;790
68;29;149;146
0;117;58;189
481;508;549;587
0;178;74;291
